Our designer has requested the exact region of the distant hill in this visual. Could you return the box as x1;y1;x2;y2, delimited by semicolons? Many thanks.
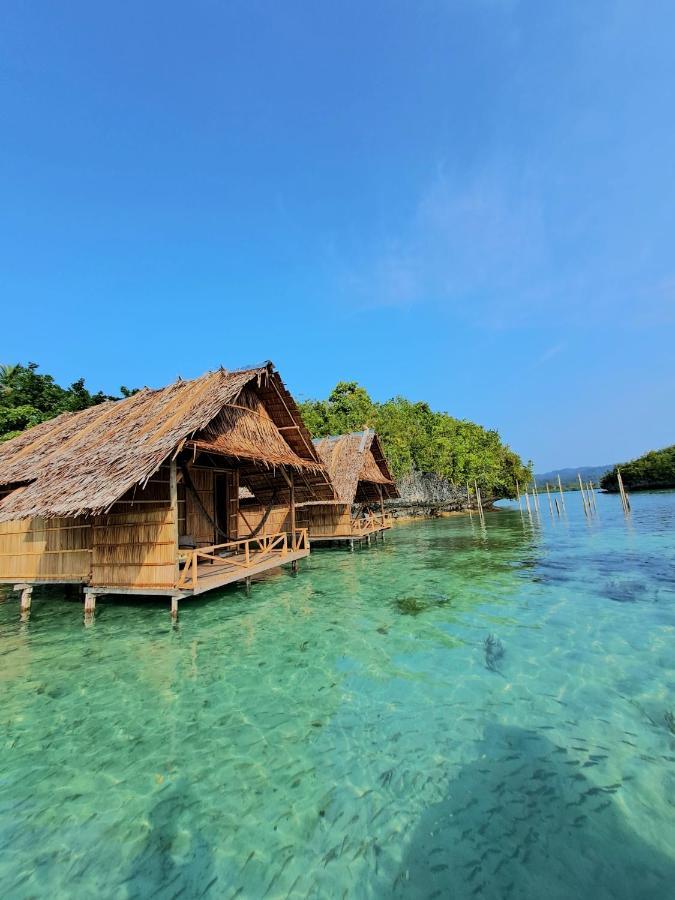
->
601;445;675;492
535;464;613;489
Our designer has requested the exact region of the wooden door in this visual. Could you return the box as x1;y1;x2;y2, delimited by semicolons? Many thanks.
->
214;470;239;542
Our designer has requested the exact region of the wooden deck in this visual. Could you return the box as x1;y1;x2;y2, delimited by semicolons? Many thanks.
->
176;529;309;596
309;514;393;545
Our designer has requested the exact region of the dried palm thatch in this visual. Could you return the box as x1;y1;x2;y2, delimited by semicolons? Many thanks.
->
311;430;399;504
0;363;331;522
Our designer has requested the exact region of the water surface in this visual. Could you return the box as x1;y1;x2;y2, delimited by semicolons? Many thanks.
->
1;490;674;898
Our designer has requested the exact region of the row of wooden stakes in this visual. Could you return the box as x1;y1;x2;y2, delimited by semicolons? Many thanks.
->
514;470;632;521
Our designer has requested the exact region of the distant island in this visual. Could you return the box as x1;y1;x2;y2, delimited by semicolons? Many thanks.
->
601;445;675;492
535;464;613;491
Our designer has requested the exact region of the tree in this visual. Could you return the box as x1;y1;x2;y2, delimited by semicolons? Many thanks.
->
0;363;136;442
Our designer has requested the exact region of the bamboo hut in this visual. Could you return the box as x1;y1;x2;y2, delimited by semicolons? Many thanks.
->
0;363;334;614
299;430;399;547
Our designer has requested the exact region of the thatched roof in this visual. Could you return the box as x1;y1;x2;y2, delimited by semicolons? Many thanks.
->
310;430;399;504
0;363;332;521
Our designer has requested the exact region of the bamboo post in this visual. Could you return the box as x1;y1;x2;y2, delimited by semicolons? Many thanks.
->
617;468;631;515
474;480;485;524
578;473;589;517
532;481;541;512
587;481;597;513
557;474;567;512
545;482;554;518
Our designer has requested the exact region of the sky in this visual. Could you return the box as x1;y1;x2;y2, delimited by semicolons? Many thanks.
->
1;1;674;471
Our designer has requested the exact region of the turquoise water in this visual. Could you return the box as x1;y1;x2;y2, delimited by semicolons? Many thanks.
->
1;491;674;899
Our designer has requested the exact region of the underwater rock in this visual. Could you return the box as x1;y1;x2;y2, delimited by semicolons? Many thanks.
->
394;594;451;616
484;634;505;672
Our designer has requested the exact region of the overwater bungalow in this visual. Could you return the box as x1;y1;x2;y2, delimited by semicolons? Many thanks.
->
298;430;399;547
0;364;334;615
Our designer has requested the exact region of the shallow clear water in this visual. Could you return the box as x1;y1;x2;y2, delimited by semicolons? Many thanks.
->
1;490;674;899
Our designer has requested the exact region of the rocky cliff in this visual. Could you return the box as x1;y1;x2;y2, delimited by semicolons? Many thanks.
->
385;470;471;518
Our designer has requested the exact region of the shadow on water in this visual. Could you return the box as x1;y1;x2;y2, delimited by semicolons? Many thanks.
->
121;777;217;897
391;724;675;900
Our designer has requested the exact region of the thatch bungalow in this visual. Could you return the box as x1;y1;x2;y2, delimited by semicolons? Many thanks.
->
299;430;399;547
0;363;334;615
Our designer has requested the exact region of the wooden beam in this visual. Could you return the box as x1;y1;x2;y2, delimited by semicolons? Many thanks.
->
170;459;179;587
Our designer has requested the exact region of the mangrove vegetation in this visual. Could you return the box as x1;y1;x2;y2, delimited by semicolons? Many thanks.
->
601;445;675;492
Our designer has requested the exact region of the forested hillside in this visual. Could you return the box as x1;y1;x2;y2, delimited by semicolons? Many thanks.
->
299;382;531;499
601;445;675;492
0;363;135;442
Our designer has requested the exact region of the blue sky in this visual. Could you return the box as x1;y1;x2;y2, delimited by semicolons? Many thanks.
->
1;1;674;470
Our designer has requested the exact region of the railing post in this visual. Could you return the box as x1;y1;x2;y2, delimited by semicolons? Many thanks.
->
245;541;250;566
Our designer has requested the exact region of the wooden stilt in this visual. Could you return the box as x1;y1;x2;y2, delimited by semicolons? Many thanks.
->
84;591;96;613
245;576;252;593
291;560;298;574
19;585;33;612
171;596;179;619
524;491;533;517
350;539;354;552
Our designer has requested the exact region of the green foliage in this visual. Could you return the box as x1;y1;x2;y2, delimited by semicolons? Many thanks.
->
298;382;532;498
601;445;675;492
0;363;135;442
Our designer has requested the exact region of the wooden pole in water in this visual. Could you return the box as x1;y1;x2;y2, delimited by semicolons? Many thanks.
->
545;482;554;518
578;473;590;517
554;497;561;516
474;479;485;524
587;481;597;513
524;490;533;518
617;468;631;515
516;479;523;513
531;481;540;512
467;482;473;518
557;474;566;512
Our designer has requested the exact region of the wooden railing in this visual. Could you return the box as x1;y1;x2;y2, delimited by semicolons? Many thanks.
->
350;513;392;534
176;529;308;591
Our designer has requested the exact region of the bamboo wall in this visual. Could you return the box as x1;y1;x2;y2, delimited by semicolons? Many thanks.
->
0;516;92;583
90;466;176;590
238;502;305;538
306;504;352;538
